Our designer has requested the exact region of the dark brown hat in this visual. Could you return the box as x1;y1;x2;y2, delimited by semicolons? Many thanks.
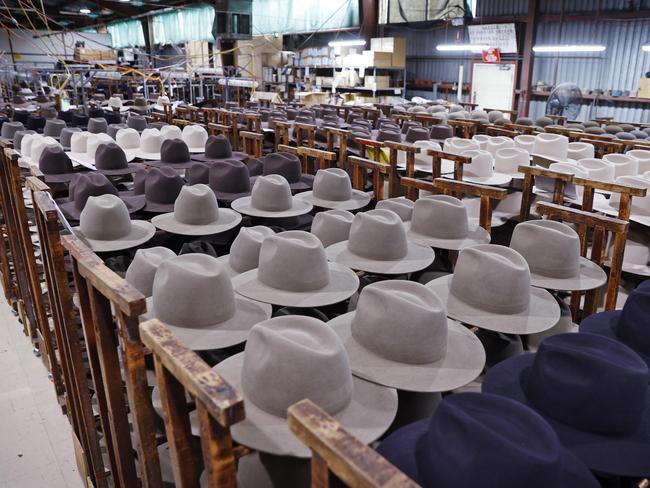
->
405;127;430;144
430;124;454;142
142;166;185;213
94;142;144;176
261;152;313;191
38;145;79;183
147;138;193;169
209;159;254;202
191;135;247;163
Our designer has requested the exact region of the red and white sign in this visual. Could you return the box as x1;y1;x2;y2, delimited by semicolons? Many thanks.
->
482;47;501;63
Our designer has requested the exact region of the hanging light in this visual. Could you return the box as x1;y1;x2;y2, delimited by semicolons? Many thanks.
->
642;44;650;52
328;39;366;48
79;7;91;14
532;45;606;53
436;44;488;52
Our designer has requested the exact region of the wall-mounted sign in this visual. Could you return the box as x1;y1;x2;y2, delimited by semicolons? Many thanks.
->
482;47;501;63
468;23;517;53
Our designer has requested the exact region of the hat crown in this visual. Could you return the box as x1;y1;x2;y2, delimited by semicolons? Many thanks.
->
87;118;108;134
13;130;36;151
205;135;233;158
451;244;531;313
30;136;59;162
311;209;354;247
210;160;250;193
444;137;479;155
510;220;580;278
160;138;190;163
618;281;650;357
610;176;650;213
462;149;494;177
241;316;353;418
533;133;569;159
186;162;210;185
229;226;275;273
486;136;514;156
152;254;237;327
374;198;414;221
126;247;176;297
412;195;469;239
262;153;303;183
258;231;330;291
116;128;140;149
39;146;73;174
313;168;352;201
577;158;615;182
160;125;182;140
182;125;208;148
405;127;429;143
495;147;529;173
86;133;113;158
173;185;220;224
140;129;163;153
416;393;568;487
377;129;401;143
145;167;184;204
127;114;148;131
251;175;293;211
95;143;128;170
79;194;132;239
353;280;448;364
514;134;536;151
43;119;65;137
59;128;81;148
348;209;408;260
20;133;41;156
567;142;595;159
526;333;649;435
72;173;119;210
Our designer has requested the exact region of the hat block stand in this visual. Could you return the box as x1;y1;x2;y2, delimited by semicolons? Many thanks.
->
288;399;418;488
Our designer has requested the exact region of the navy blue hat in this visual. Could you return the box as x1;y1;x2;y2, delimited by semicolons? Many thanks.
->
483;333;650;477
377;392;598;487
580;281;650;369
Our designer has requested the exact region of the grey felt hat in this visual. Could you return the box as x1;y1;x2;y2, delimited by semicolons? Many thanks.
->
125;247;176;297
126;114;148;132
191;134;248;163
215;226;276;277
59;127;81;151
94;142;144;176
374;197;414;222
139;166;185;213
42;118;66;139
231;175;313;218
107;123;127;139
0;121;24;143
294;168;370;210
87;117;108;134
311;209;354;248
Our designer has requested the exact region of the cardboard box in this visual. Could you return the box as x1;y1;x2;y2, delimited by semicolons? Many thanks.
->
638;78;650;99
370;37;406;67
362;50;393;68
364;75;390;89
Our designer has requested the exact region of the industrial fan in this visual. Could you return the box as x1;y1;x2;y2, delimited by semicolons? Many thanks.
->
545;82;583;119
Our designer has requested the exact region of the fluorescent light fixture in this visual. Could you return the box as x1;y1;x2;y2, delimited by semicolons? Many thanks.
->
642;44;650;52
436;44;488;52
79;7;91;13
532;44;606;53
328;39;366;47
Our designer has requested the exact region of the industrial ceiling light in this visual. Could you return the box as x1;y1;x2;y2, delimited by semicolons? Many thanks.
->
642;44;650;52
436;44;489;52
79;7;91;13
532;45;606;53
328;39;366;47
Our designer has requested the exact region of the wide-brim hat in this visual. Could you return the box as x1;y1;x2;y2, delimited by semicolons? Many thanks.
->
192;151;249;163
152;207;241;236
527;256;607;292
482;353;650;477
254;173;315;192
463;170;513;186
59;193;146;221
326;240;434;275
142;295;271;350
231;195;312;218
73;220;155;252
232;262;359;308
212;352;398;457
404;220;490;251
146;158;194;169
329;313;485;392
426;275;560;334
593;193;650;227
294;188;371;211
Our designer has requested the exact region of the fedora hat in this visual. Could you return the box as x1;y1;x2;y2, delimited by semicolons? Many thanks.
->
59;127;81;151
107;123;126;139
261;152;314;191
160;124;182;141
107;96;127;112
534;162;588;203
94;142;143;176
68;133;115;169
575;158;615;182
406;195;491;250
115;128;140;160
460;149;512;186
602;153;639;177
125;247;176;297
377;392;599;488
295;168;370;210
130;97;148;113
38;145;79;183
426;244;560;334
13;130;36;153
531;133;569;162
215;226;275;277
375;197;414;221
510;220;607;291
326;209;435;274
443;137;479;155
192;134;248;163
73;194;155;252
485;136;515;157
59;172;145;220
567;141;594;160
208;160;255;202
580;280;650;368
329;280;485;392
135;166;184;213
627;149;650;174
601;229;650;276
0;121;24;143
134;128;163;160
404;127;430;144
42;119;66;139
212;315;397;457
483;333;650;477
231;175;313;218
594;175;650;226
311;209;354;248
182;125;208;153
126;114;148;132
152;95;170;111
87;117;108;134
142;254;271;350
375;128;401;143
18;133;41;159
471;134;490;150
514;134;536;152
397;140;447;173
233;230;359;307
152;184;241;236
147;138;193;169
494;147;530;177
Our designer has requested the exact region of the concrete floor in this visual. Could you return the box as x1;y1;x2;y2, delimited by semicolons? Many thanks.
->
0;300;83;488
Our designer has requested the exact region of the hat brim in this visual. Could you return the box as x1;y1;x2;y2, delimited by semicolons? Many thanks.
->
397;159;455;175
231;196;313;218
232;262;359;308
151;208;242;236
145;159;195;170
593;198;650;227
141;200;176;214
463;172;512;186
213;353;398;458
42;171;83;184
95;163;145;176
325;241;435;275
191;152;248;163
528;256;607;292
134;150;161;160
405;222;491;251
250;175;314;192
186;146;206;154
142;295;272;350
482;353;650;477
294;190;371;211
426;275;560;334
329;313;485;392
72;220;155;252
58;194;146;220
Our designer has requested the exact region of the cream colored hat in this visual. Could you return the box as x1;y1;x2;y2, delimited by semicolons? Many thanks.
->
576;158;615;183
532;133;569;162
160;124;182;140
602;153;639;178
182;124;209;153
514;134;536;152
627;149;650;174
115;128;141;161
494;147;530;178
135;128;163;160
486;136;515;158
472;134;490;151
567;142;595;161
443;137;480;155
594;175;650;226
396;140;448;173
460;149;512;186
